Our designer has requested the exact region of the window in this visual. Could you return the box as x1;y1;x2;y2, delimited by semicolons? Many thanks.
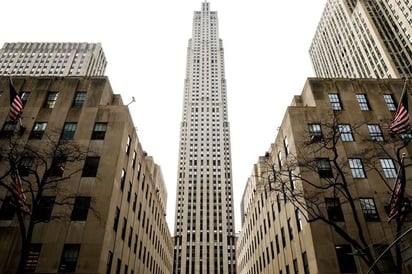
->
44;91;58;108
283;137;289;155
120;169;126;190
106;251;113;274
338;124;354;141
19;157;34;176
360;198;379;221
325;197;344;221
35;196;55;222
21;92;30;106
58;244;80;272
374;244;396;272
91;122;107;140
302;252;309;274
348;158;366;178
61;122;77;140
380;159;397;178
72;92;86;108
335;245;357;273
0;196;15;220
121;218;127;240
29;122;47;139
125;136;131;155
328;93;342;110
317;158;333;178
368;124;384;141
287;218;293;240
24;244;42;272
295;209;302;231
113;207;120;231
132;151;137;168
308;123;323;142
383;94;397;111
81;157;100;177
71;197;91;221
50;156;66;177
0;122;16;138
356;94;370;110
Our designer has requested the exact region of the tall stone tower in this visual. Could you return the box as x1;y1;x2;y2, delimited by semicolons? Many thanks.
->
173;2;236;274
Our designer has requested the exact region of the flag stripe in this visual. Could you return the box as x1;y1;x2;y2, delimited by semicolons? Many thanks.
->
389;86;410;134
388;164;405;222
8;79;23;122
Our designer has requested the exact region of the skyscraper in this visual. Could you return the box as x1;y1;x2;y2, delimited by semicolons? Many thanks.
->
173;2;236;274
309;0;412;78
0;42;107;76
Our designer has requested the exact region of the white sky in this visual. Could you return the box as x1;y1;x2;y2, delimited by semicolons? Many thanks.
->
2;0;326;233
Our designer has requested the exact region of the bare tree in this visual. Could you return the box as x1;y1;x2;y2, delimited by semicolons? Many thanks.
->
257;112;411;274
0;131;96;273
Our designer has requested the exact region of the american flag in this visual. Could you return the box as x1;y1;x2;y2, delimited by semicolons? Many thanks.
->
11;169;31;215
8;79;23;122
387;164;405;222
389;85;410;134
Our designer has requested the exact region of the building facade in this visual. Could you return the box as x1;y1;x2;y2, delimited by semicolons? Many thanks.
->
0;42;107;76
309;0;412;79
0;76;173;273
173;2;237;274
237;78;412;274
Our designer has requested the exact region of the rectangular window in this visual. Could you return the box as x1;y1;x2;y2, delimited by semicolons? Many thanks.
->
328;93;342;110
21;92;30;106
120;169;126;190
335;245;357;273
19;157;34;176
317;158;333;178
24;244;42;272
295;209;302;231
58;244;80;272
121;218;127;240
72;92;86;108
0;196;15;220
125;136;131;155
308;123;323;142
44;91;59;108
281;227;286;247
0;122;16;138
356;94;370;110
380;158;397;178
283;137;289;155
338;124;354;141
29;122;47;139
113;207;120;231
35;196;55;222
302;252;309;274
61;122;77;140
368;124;384;141
374;244;396;272
50;156;66;177
287;218;293;240
81;157;100;177
383;94;397;111
91;122;107;140
325;197;344;222
360;198;379;221
348;158;366;178
71;197;91;221
106;251;113;274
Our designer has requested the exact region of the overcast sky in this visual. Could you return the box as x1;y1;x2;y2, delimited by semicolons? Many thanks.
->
2;0;327;232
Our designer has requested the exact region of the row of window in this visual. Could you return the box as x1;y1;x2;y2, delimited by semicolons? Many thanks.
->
328;92;397;111
0;121;107;140
15;91;87;109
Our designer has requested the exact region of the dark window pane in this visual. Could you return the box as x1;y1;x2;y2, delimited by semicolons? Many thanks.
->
0;196;15;220
91;123;107;140
81;157;100;177
325;198;344;222
72;92;86;108
317;158;333;178
71;197;91;221
24;244;42;272
335;245;357;273
35;196;55;222
58;244;80;272
44;92;58;108
0;122;16;139
29;122;47;139
61;122;77;140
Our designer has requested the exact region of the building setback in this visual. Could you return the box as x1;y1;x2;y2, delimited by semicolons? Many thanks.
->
309;0;412;79
237;78;412;274
0;42;107;76
173;2;237;274
0;76;173;273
